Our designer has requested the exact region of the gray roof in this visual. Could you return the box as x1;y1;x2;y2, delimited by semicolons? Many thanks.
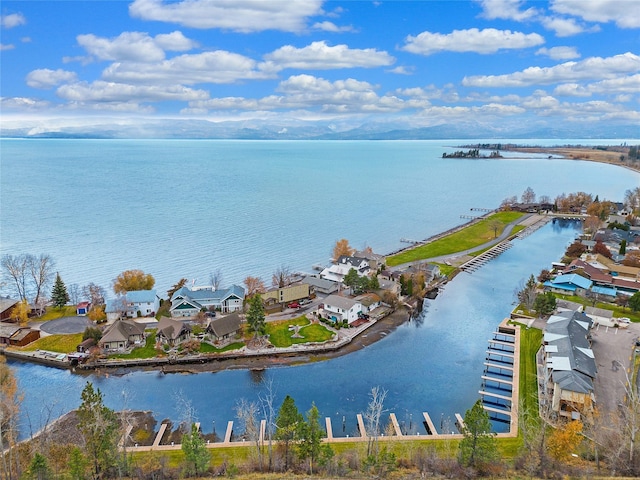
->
337;256;368;269
324;294;360;310
156;317;191;341
207;313;242;337
171;285;245;304
0;322;21;338
0;298;19;314
100;319;145;344
302;276;338;290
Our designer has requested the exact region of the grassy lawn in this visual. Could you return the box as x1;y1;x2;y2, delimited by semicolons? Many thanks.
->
111;330;160;359
36;305;78;321
518;324;543;420
434;263;457;277
18;333;83;353
387;211;524;266
200;341;244;353
266;316;334;348
556;293;640;322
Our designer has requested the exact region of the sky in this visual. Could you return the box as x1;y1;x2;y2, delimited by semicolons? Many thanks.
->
1;0;639;135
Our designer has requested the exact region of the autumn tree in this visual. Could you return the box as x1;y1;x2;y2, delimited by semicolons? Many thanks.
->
624;187;640;215
275;395;303;471
246;294;265;338
537;269;552;283
548;420;584;462
77;382;119;479
112;269;155;295
458;399;498;471
593;241;612;259
272;265;293;288
87;305;106;323
167;278;187;300
500;195;517;210
565;241;587;259
587;200;615;220
243;276;266;296
521;186;536;204
623;251;640;268
51;272;70;308
583;215;601;236
332;239;354;261
10;299;30;326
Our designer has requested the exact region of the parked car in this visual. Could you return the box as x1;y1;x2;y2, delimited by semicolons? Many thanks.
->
287;302;300;309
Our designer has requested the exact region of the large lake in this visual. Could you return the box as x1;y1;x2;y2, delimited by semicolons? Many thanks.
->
1;139;638;438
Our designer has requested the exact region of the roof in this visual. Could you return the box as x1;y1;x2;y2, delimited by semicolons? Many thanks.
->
337;255;369;269
171;285;245;304
0;298;19;314
354;293;381;307
100;319;145;344
156;317;191;341
324;294;361;311
302;276;338;290
207;313;242;337
546;273;592;290
125;290;158;304
591;285;618;296
0;322;21;338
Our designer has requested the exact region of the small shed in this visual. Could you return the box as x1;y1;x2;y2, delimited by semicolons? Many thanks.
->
77;301;91;316
77;337;96;353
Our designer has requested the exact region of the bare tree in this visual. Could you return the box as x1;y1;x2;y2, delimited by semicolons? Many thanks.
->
174;389;197;434
258;379;277;471
235;398;262;469
209;269;223;291
68;283;80;305
1;254;29;300
272;265;292;288
27;254;55;315
364;386;387;456
82;283;106;306
521;186;536;204
488;219;502;238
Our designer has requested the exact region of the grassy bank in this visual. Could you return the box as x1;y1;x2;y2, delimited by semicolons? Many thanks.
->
386;211;524;267
18;333;83;353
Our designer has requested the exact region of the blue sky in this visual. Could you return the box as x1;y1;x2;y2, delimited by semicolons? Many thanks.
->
1;0;639;135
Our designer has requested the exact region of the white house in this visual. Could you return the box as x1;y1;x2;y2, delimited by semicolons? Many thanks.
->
105;290;159;322
170;285;245;317
321;295;363;324
320;256;370;283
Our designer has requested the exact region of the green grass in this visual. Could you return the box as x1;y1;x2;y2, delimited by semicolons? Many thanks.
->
200;341;244;353
266;316;334;348
18;333;83;353
111;330;160;359
555;293;640;322
518;325;543;419
434;263;457;277
387;211;524;266
37;305;78;321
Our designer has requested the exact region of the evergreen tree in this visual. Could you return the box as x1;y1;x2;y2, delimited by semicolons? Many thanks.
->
298;403;324;474
246;294;265;338
26;452;51;480
275;395;303;470
459;399;498;472
181;423;210;477
51;272;70;308
620;239;627;255
343;268;360;291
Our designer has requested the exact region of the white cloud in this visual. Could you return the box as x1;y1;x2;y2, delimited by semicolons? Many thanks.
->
0;43;15;51
262;41;394;71
387;66;414;75
536;46;580;60
586;74;640;94
154;31;198;51
56;80;209;103
312;21;355;33
553;83;591;97
1;13;26;29
102;50;272;85
0;96;51;111
540;16;588;36
477;0;539;21
463;52;640;87
78;32;167;62
129;0;323;32
551;0;640;28
26;69;78;89
402;28;544;56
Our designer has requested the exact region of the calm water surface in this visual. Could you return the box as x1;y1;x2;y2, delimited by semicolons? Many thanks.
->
1;139;638;438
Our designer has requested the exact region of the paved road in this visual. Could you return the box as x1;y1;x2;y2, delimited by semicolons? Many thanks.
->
39;316;93;334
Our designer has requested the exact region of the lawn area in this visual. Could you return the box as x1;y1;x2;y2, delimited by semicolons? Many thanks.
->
200;341;244;353
555;293;640;322
266;316;334;348
37;305;78;321
18;333;83;353
516;323;543;421
387;211;524;267
111;330;160;359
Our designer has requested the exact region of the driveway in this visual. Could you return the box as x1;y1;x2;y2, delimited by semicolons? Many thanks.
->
39;316;93;335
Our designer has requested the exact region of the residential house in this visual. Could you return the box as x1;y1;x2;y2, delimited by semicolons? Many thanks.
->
354;293;381;314
542;311;596;421
261;283;311;307
543;273;592;296
170;285;245;317
0;298;19;322
76;301;91;315
206;313;242;344
320;256;370;283
77;338;96;353
156;317;191;347
354;250;386;271
302;276;339;295
555;299;583;313
105;290;160;322
0;323;40;347
99;319;146;351
321;295;363;324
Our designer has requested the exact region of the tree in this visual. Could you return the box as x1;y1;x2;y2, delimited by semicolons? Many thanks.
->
209;269;223;291
25;452;50;480
51;272;70;308
565;241;587;259
593;241;612;259
620;239;627;255
0;357;20;480
82;283;106;306
368;275;380;291
77;382;119;479
112;269;155;295
235;398;262;469
68;447;89;480
364;386;387;457
1;254;29;300
517;274;538;311
87;305;106;323
298;403;324;474
521;186;536;203
167;278;187;300
332;239;354;261
246;294;265;338
548;420;584;462
342;268;360;291
458;399;498;471
272;265;293;288
27;254;55;315
630;292;640;313
181;423;210;477
68;284;81;305
537;269;552;283
533;291;556;316
488;219;502;238
82;326;103;343
624;251;640;268
243;276;266;296
584;215;601;236
10;299;29;326
275;395;303;471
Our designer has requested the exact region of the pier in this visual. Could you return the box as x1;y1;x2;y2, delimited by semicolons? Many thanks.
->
459;242;513;272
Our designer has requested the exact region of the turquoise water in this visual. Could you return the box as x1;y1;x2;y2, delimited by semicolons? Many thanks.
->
1;139;638;437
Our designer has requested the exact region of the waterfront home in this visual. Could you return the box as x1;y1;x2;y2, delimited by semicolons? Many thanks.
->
592;253;640;279
0;299;18;322
105;290;160;322
0;323;40;347
156;317;192;347
302;276;339;295
205;313;242;345
99;319;146;351
354;293;381;313
354;249;386;271
170;285;245;317
76;301;91;315
320;255;370;283
321;295;363;324
543;273;593;296
261;283;311;309
542;310;596;422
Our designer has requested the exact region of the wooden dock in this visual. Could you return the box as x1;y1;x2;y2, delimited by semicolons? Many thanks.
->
389;413;402;436
325;417;333;440
356;414;367;438
152;423;167;447
422;412;439;437
454;413;465;432
223;421;234;444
